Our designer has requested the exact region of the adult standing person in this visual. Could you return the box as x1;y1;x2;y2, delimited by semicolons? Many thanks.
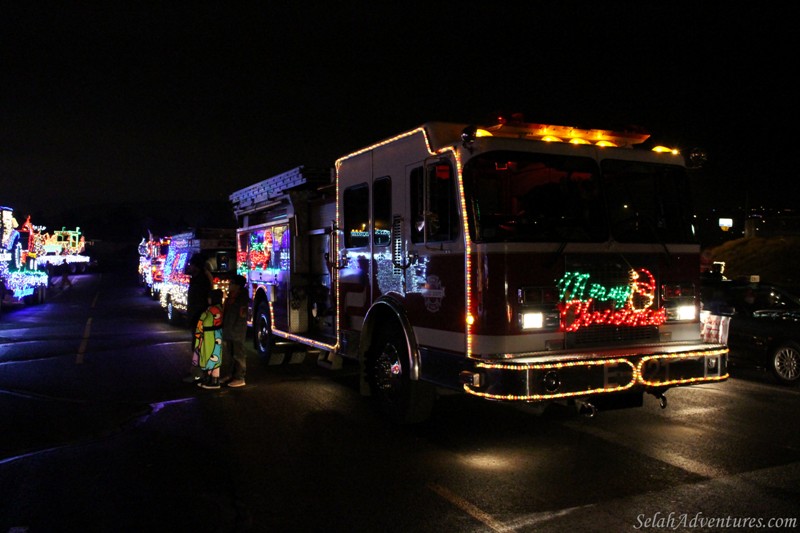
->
222;274;249;387
182;253;213;383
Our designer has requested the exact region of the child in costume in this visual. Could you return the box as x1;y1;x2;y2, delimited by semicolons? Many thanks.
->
194;289;224;389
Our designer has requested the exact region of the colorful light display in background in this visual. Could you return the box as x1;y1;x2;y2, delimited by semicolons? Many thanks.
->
2;207;49;300
0;266;48;297
557;268;667;331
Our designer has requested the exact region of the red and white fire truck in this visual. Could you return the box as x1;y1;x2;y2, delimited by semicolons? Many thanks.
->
230;119;729;423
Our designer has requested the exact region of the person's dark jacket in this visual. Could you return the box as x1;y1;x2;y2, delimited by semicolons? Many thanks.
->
187;270;212;324
222;288;249;342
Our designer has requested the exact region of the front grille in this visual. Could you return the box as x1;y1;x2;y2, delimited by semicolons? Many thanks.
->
567;325;659;348
560;254;661;348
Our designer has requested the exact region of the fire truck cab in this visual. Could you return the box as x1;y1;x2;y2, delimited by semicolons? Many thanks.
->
231;119;729;423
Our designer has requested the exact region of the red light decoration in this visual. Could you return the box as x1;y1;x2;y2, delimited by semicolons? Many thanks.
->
558;268;667;331
236;250;248;273
247;230;273;270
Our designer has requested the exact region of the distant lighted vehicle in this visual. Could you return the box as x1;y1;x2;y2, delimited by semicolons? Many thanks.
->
158;228;236;323
702;280;800;385
0;207;48;307
138;235;170;299
35;226;92;274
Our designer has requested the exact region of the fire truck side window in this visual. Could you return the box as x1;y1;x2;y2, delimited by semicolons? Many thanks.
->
344;183;370;248
373;177;391;246
410;163;458;243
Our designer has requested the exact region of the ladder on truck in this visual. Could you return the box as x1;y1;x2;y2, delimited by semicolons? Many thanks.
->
230;166;331;216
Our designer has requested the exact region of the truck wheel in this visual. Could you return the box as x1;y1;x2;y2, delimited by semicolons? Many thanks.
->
771;342;800;385
255;302;275;359
366;325;435;424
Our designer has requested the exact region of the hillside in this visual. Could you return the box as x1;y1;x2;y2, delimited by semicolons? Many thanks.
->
707;236;800;286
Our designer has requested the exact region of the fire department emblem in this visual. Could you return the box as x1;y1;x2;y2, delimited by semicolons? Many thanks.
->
422;275;445;313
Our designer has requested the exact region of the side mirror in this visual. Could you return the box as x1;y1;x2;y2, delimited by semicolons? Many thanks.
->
686;147;708;169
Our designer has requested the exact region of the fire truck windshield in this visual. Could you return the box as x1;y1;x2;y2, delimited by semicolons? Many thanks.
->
464;151;606;243
602;158;696;244
462;152;696;244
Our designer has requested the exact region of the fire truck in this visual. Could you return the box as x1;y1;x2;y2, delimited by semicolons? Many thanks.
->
230;119;729;423
1;206;48;308
138;234;171;299
159;228;236;323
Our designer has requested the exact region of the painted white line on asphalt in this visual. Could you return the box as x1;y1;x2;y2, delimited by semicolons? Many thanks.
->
564;422;726;478
428;482;594;532
427;482;508;532
500;503;597;530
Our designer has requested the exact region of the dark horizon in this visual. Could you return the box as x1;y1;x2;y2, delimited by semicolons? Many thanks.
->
2;4;796;230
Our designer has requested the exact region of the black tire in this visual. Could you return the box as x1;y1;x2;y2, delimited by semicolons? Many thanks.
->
771;341;800;385
22;286;42;306
366;325;435;424
254;301;275;358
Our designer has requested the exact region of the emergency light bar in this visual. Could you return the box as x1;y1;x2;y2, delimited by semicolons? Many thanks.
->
466;122;683;153
476;121;651;148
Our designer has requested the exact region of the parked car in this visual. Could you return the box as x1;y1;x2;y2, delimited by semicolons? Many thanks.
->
701;278;800;385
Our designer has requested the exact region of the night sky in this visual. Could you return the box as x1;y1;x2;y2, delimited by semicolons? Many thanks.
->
1;3;795;238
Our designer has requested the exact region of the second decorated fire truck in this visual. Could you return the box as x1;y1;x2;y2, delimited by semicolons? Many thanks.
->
138;233;171;299
230;118;729;423
159;228;237;323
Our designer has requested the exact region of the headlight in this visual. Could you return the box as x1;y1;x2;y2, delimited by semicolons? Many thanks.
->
675;304;697;321
521;311;544;329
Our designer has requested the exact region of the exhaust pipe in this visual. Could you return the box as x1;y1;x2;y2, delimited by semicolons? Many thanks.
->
575;400;597;418
648;391;668;409
657;394;668;409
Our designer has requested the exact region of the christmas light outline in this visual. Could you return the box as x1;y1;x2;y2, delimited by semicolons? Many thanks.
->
463;347;729;401
557;268;668;332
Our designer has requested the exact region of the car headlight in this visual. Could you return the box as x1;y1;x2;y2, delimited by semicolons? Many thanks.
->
675;304;697;321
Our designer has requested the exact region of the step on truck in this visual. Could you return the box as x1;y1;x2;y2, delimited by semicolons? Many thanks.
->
229;118;730;423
